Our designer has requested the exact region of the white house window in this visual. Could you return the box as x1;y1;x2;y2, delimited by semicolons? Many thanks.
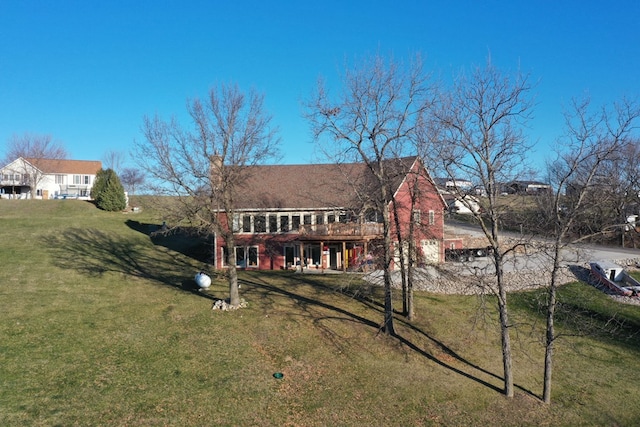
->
428;210;435;225
413;209;421;224
73;175;81;185
83;175;90;185
55;175;65;184
247;246;258;267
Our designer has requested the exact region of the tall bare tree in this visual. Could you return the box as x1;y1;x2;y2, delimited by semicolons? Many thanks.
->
538;96;640;404
422;60;534;397
134;84;279;307
306;53;436;334
3;133;67;198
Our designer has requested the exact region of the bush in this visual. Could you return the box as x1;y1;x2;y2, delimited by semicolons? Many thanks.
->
93;168;127;211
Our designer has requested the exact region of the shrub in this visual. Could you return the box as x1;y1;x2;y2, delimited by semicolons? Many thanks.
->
93;168;127;211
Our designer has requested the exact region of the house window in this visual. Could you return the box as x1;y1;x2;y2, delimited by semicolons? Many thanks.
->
303;214;312;225
242;215;252;233
413;209;421;224
83;175;90;185
328;214;336;223
254;215;266;233
236;247;246;267
291;215;300;231
428;210;435;225
232;214;241;233
280;215;289;232
247;246;259;267
315;214;324;225
223;246;259;268
268;215;278;233
55;175;65;184
73;175;81;185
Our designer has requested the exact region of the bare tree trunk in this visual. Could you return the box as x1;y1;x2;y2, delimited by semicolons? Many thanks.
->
543;277;557;404
224;235;241;307
391;196;409;316
498;280;514;397
382;202;396;335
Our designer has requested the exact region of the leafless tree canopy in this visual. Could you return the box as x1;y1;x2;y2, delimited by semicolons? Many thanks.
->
538;96;640;404
4;132;67;165
134;83;280;307
421;59;535;398
306;53;437;333
120;168;145;197
3;132;68;198
102;150;125;173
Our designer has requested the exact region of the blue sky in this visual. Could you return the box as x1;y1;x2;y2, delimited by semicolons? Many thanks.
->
1;0;639;174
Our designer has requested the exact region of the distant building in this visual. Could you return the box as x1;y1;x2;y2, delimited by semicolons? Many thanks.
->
0;157;102;199
442;193;481;214
504;180;551;195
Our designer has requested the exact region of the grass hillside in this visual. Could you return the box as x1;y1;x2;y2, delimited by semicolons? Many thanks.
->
1;199;640;426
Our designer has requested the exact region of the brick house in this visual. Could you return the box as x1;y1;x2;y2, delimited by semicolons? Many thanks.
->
214;156;447;271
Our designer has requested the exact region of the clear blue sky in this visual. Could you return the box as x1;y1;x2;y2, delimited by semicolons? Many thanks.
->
1;0;639;174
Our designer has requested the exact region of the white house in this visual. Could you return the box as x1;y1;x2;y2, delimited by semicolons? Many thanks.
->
442;193;481;214
0;157;102;200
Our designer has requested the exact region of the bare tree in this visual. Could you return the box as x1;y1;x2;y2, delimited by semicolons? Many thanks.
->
3;133;67;198
120;168;145;197
134;84;279;307
102;150;125;173
538;96;640;404
306;53;436;334
422;60;534;397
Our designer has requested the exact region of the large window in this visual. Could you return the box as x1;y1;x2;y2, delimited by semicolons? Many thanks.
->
254;215;266;233
268;215;278;233
222;246;259;268
55;175;65;184
242;215;252;233
291;215;300;231
280;215;289;232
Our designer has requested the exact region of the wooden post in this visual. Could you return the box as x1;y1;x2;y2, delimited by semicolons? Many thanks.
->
342;241;347;272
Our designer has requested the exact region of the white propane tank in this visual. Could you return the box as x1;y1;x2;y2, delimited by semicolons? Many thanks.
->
195;271;211;289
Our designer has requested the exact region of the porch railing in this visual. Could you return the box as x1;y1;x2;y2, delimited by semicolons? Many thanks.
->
299;222;383;237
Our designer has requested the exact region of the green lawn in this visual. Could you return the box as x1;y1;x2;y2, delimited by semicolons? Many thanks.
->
1;199;639;426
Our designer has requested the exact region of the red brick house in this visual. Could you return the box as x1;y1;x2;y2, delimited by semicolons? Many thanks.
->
213;156;446;271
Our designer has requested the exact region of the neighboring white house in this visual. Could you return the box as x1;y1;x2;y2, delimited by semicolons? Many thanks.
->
0;157;102;200
442;193;481;214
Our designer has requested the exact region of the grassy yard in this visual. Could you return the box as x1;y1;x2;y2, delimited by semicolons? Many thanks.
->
1;199;640;426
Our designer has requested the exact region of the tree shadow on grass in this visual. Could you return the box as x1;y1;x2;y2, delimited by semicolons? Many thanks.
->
237;273;527;397
125;219;214;264
41;227;219;301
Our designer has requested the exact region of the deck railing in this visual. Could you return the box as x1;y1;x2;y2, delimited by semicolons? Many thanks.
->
299;222;383;237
